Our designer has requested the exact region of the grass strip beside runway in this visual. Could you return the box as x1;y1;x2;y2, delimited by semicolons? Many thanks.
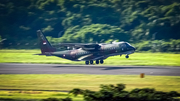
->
0;74;180;92
0;74;180;100
0;90;83;101
0;49;180;66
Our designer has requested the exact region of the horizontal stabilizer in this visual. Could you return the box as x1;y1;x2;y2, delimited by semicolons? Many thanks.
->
33;53;52;56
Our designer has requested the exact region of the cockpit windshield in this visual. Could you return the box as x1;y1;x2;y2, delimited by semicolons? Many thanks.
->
118;42;135;51
124;42;132;47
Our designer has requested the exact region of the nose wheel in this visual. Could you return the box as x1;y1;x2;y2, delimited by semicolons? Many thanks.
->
125;55;129;58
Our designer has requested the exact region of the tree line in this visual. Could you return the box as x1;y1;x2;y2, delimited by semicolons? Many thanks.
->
1;84;180;101
0;0;180;50
68;84;180;101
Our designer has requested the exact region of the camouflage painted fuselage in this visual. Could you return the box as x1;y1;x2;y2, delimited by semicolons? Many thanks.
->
52;42;135;61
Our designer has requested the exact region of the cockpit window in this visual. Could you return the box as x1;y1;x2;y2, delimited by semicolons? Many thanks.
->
118;42;133;48
119;43;126;47
125;42;132;47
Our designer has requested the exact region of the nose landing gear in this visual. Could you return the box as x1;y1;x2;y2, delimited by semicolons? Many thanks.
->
125;55;129;58
121;54;129;58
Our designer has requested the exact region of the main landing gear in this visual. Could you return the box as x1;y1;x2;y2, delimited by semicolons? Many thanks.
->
85;60;104;65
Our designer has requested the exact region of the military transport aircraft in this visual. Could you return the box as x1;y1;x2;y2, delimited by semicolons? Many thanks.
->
36;30;135;65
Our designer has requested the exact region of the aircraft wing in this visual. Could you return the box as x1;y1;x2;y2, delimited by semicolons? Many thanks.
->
58;43;101;51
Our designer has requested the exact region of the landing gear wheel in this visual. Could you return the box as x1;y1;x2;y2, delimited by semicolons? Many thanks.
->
100;60;104;64
90;60;93;64
125;55;129;58
96;60;99;64
85;61;89;65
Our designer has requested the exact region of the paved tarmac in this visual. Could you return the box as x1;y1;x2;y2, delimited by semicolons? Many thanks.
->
0;63;180;76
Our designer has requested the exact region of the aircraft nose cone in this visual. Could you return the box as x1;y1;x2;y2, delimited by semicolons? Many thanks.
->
130;46;136;51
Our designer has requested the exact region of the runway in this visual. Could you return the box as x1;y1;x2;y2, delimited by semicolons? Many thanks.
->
0;63;180;76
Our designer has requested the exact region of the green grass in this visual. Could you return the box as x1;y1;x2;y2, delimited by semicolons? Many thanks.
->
0;74;180;92
0;90;83;101
0;49;180;66
0;74;180;100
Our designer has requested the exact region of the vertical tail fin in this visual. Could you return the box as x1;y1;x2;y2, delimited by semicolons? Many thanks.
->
37;30;56;54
